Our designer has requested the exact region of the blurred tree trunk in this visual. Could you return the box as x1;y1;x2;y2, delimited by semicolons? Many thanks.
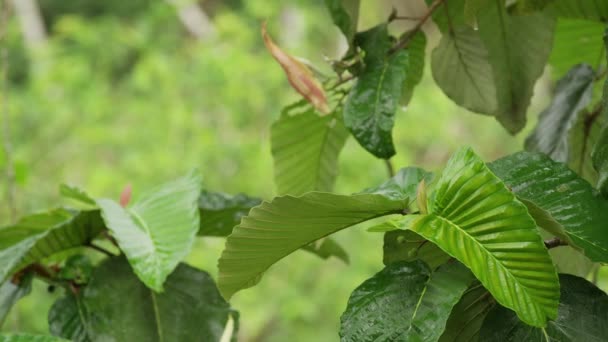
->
9;0;46;49
167;0;216;41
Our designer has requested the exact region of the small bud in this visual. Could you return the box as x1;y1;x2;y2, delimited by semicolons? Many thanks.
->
120;184;132;208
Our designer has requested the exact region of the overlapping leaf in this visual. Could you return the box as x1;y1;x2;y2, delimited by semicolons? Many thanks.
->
480;274;608;341
438;282;494;342
271;106;349;195
344;24;407;158
361;167;432;202
217;192;406;299
97;171;202;292
49;258;238;342
489;152;608;262
339;261;474;342
389;148;559;327
382;230;449;269
198;190;261;237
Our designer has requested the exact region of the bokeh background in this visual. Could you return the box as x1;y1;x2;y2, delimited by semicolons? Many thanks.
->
1;1;596;341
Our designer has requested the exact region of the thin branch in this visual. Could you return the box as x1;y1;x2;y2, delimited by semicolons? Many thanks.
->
87;242;116;257
389;0;445;54
544;237;567;249
384;159;395;178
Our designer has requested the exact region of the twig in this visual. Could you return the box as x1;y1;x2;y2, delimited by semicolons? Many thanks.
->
389;0;445;54
87;242;116;257
544;237;567;249
384;159;395;178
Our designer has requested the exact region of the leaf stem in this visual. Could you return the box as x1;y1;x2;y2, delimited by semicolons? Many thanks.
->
544;237;567;249
389;0;444;54
384;159;395;178
87;242;116;257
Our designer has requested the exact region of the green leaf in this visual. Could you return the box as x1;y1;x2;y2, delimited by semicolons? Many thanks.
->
344;24;408;159
217;192;406;299
198;190;261;237
568;107;604;183
480;274;608;341
301;237;349;264
399;148;560;327
0;209;105;283
592;125;608;197
401;31;427;106
0;274;32;328
0;335;68;342
97;171;202;292
271;107;349;195
549;20;605;78
431;0;497;114
477;2;556;133
549;246;595;278
525;64;595;162
489;151;608;262
510;0;554;13
382;230;450;269
463;0;490;26
324;0;360;44
59;184;96;209
361;167;432;202
339;260;474;342
438;282;495;342
49;258;238;342
545;0;608;21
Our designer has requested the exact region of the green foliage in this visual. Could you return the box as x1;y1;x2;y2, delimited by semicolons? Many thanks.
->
340;261;474;342
324;0;360;45
198;191;261;237
438;283;494;342
382;230;449;269
0;335;67;342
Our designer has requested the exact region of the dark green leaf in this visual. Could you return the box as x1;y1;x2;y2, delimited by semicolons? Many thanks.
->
438;282;495;342
401;31;427;106
0;209;104;284
344;24;407;158
545;0;608;21
510;0;554;13
49;258;238;342
324;0;360;44
592;125;608;197
489;151;608;262
97;171;202;292
549;20;605;78
198;190;261;237
480;274;608;341
388;148;559;327
0;274;32;328
477;2;556;133
568;106;604;183
271;106;349;195
339;261;474;342
382;230;449;269
217;192;406;299
525;64;595;161
361;167;432;202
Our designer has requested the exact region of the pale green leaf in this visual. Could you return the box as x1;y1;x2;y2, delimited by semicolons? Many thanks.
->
324;0;360;44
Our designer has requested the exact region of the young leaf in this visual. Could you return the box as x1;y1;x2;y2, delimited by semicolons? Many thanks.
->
477;2;555;133
97;171;202;292
525;64;595;161
489;151;608;262
479;274;608;341
382;230;449;269
401;31;427;106
324;0;360;45
271;106;349;195
217;192;406;299
344;24;407;159
339;261;474;342
438;282;495;342
0;210;105;284
49;258;238;342
394;148;560;327
0;274;32;328
261;23;329;114
197;190;261;237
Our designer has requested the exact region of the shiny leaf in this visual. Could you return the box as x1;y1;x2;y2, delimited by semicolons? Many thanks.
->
382;230;449;269
489;151;608;262
480;274;608;341
271;105;349;195
217;192;406;299
339;261;474;342
198;190;261;237
344;24;407;158
97;171;202;292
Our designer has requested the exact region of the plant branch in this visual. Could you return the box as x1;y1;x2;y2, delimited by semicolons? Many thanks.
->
544;237;567;249
384;159;395;178
389;0;444;54
87;242;116;257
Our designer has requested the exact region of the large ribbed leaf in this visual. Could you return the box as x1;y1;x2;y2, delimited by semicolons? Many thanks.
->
0;335;67;342
271;106;349;195
198;190;261;237
480;274;608;341
438;282;494;342
339;261;474;342
382;230;450;269
431;0;497;114
217;192;406;299
546;0;608;21
401;31;427;106
489;152;608;262
390;148;559;327
97;171;202;292
549;20;605;78
477;2;555;133
0;274;32;327
49;258;238;342
324;0;359;44
0;209;105;284
344;24;408;159
525;64;595;161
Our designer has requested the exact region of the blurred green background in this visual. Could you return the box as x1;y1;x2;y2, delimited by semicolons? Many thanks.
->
0;0;587;341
